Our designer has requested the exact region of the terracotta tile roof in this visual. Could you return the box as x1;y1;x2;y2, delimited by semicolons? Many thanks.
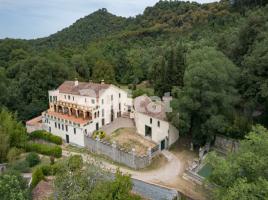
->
46;110;90;125
134;95;167;121
26;116;42;126
58;81;110;98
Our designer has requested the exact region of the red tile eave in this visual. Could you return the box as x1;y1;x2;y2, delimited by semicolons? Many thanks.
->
26;116;42;126
46;110;91;125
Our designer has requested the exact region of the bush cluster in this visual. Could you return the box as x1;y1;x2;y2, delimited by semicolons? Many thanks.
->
31;163;62;188
31;167;44;188
9;160;31;173
25;142;62;158
26;152;40;167
92;130;106;139
30;130;62;145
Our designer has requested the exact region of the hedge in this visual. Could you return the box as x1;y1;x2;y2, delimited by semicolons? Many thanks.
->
25;142;62;158
31;167;44;188
30;130;62;145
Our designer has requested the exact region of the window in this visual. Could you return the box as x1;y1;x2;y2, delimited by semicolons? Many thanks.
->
91;99;95;104
62;124;64;130
68;95;70;100
55;122;57;128
73;96;74;101
74;128;76;134
111;95;113;101
101;99;104;104
58;123;60;129
65;125;68;132
119;93;121;98
85;98;87;102
150;118;152;124
49;96;52;103
64;95;66;99
102;109;104;117
119;103;121;111
157;121;160;127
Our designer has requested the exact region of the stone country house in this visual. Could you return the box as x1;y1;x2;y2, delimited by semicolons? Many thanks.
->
26;80;179;150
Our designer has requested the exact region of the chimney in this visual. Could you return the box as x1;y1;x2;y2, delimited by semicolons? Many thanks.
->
74;78;79;86
101;79;105;84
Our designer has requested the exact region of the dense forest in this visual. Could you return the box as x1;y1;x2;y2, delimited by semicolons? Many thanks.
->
0;0;267;146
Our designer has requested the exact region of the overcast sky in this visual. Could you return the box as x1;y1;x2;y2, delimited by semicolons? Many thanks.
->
0;0;217;39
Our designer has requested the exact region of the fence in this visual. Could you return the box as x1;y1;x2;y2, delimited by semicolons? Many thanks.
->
84;135;159;169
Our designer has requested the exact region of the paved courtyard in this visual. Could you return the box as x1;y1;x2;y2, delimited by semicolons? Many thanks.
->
100;117;135;135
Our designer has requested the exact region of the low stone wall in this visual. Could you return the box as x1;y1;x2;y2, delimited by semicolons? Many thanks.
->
84;135;156;169
214;135;239;154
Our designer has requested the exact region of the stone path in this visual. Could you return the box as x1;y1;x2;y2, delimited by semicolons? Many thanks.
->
100;117;135;135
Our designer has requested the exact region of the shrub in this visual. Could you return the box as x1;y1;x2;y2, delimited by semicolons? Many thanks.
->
26;152;40;167
68;155;83;171
25;142;62;158
39;165;53;176
9;160;30;173
31;167;44;188
50;156;55;165
7;147;24;162
30;130;62;145
92;130;106;139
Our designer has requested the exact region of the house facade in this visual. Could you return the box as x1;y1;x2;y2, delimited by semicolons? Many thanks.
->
40;79;131;146
133;95;179;150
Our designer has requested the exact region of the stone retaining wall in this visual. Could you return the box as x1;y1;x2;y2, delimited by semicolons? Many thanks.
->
84;135;158;169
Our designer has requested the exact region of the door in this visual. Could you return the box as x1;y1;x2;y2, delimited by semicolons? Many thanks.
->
66;135;69;143
145;125;152;138
111;109;114;122
161;139;165;150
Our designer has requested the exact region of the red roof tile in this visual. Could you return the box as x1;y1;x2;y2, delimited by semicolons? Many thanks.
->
58;81;110;98
134;95;167;121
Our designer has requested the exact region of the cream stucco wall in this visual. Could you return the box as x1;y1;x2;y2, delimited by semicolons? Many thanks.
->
134;111;179;148
45;84;131;147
